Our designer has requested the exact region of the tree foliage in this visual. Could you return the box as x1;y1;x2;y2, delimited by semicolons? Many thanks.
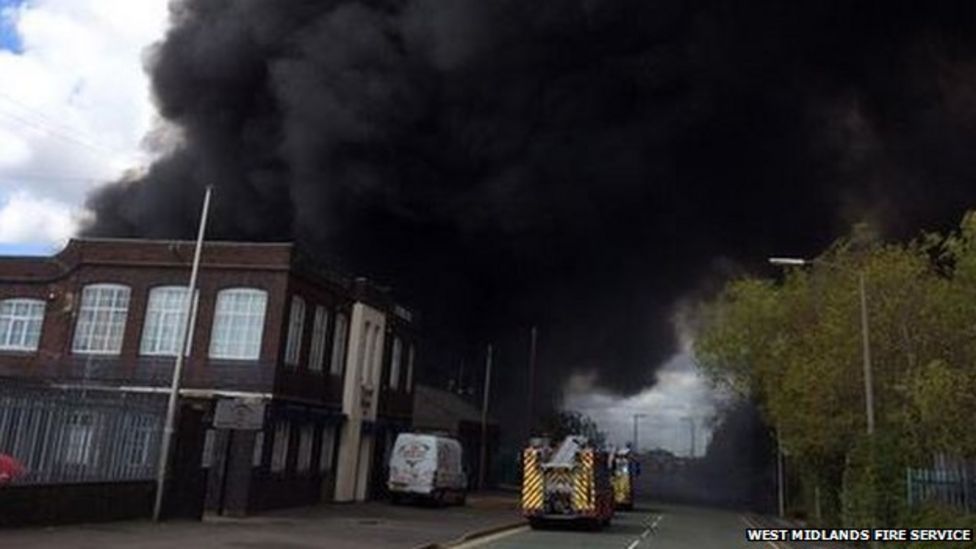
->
694;213;976;526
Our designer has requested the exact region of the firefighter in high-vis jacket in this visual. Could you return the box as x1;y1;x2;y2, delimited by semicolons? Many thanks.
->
611;446;640;510
521;436;615;529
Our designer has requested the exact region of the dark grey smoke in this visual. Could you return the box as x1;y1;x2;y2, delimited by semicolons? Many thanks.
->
86;1;976;406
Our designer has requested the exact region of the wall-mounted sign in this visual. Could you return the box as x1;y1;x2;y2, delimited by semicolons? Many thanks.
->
214;398;266;430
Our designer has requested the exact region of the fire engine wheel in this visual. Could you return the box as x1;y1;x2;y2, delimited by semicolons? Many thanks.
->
528;518;545;530
390;493;403;505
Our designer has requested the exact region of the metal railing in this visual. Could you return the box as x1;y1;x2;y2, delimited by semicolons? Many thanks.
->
0;386;165;485
906;465;974;513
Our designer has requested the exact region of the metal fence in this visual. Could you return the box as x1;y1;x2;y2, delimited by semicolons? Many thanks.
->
906;466;975;513
0;386;165;485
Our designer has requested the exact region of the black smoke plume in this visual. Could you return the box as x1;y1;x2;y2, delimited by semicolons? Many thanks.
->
85;1;976;409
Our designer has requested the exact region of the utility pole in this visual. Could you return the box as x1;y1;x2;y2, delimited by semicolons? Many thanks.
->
479;344;493;491
154;185;212;522
683;417;696;457
632;413;647;452
527;326;537;434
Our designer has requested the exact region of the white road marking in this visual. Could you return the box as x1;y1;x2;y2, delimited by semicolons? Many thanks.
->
641;529;650;539
626;539;641;549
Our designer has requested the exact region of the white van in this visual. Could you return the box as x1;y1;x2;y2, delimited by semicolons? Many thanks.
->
388;433;467;505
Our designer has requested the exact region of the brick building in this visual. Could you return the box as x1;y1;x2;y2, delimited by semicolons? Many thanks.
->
0;238;417;523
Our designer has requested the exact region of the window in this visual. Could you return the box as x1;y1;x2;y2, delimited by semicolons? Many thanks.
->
284;296;306;367
271;421;290;473
209;288;268;360
389;337;403;390
405;344;415;392
0;298;45;351
296;424;314;473
252;431;265;467
358;322;372;385
308;306;328;372
122;414;155;467
72;284;130;355
140;286;198;356
64;412;95;465
329;313;348;375
319;426;336;473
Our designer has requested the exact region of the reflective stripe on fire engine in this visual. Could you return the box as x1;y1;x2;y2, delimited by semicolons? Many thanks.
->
521;450;543;511
573;450;593;511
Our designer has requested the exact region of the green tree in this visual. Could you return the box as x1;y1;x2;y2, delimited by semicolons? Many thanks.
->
694;212;976;528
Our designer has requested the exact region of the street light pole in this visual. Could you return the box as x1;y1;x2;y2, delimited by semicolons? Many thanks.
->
769;257;875;435
632;413;647;451
858;271;875;435
776;424;786;518
153;185;212;522
683;417;696;457
479;344;493;491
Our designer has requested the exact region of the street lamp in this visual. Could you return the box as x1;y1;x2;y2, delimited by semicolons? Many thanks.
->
768;257;875;435
632;414;647;452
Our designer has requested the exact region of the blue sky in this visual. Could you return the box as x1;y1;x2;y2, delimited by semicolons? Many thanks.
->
0;0;24;53
0;242;56;256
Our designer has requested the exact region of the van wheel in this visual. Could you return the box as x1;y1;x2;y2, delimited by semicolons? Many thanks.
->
433;490;446;507
457;491;467;506
390;493;402;505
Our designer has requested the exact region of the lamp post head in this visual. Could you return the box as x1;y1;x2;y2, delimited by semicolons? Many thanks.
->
768;257;808;266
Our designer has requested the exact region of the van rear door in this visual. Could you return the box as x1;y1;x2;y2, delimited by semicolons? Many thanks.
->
389;435;437;494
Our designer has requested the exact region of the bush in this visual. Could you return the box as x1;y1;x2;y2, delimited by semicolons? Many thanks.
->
842;433;908;529
899;504;976;549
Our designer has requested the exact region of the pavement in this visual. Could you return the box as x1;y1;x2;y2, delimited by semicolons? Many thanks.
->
0;492;523;549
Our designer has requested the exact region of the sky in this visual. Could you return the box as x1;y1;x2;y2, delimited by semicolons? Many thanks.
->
0;0;168;255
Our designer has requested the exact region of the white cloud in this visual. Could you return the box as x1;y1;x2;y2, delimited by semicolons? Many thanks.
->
563;351;729;456
0;190;76;245
0;0;169;244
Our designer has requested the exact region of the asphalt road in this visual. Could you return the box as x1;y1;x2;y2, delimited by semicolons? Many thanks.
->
461;503;819;549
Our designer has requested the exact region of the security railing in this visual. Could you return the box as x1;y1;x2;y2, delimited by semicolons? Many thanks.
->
0;385;165;485
906;465;974;513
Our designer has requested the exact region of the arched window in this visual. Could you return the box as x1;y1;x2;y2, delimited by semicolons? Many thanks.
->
405;344;415;393
140;286;197;356
389;337;403;390
0;298;45;351
308;305;329;372
72;284;131;355
329;312;349;375
209;288;268;360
